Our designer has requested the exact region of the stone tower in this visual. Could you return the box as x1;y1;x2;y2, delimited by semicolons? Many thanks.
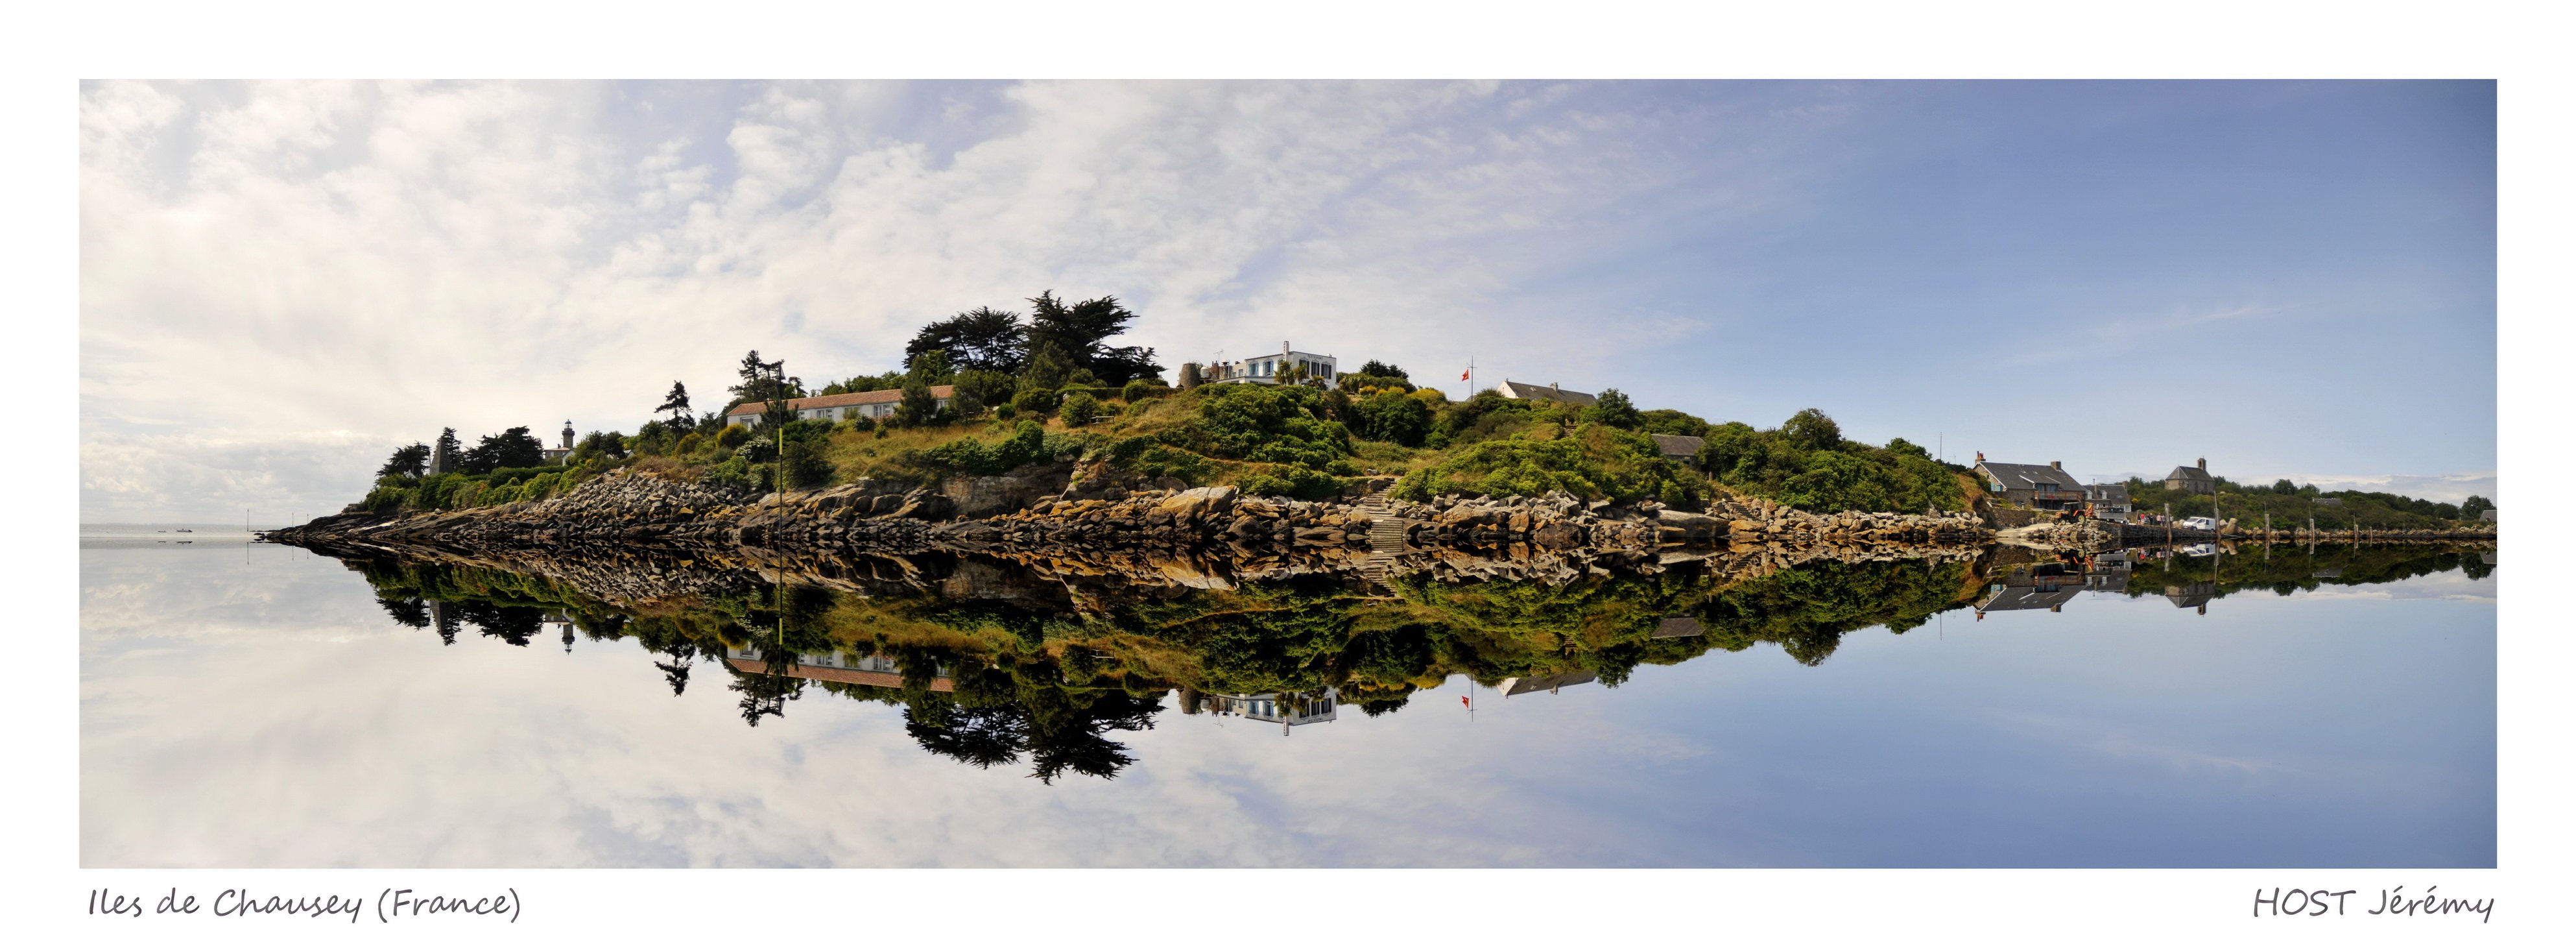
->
561;420;575;450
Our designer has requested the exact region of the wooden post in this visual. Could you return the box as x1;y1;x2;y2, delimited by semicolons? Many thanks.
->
2165;502;2172;545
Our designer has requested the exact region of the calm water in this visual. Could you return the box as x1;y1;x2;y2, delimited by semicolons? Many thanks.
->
79;529;2496;868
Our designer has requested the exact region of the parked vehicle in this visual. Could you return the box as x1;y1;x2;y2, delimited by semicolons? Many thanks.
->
2178;516;2219;531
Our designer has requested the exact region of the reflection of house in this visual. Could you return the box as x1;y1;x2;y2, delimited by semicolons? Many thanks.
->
1204;343;1337;387
1196;688;1338;736
721;645;954;691
2085;551;2133;592
1972;456;2085;511
1652;616;1706;638
1496;672;1597;697
1494;380;1597;407
724;385;958;427
2314;497;2343;507
2084;483;2131;520
1649;434;1705;466
2165;581;2216;613
1977;564;2084;613
2311;567;2342;578
2164;459;2216;494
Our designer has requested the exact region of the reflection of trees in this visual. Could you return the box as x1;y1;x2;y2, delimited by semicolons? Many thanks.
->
326;541;2484;784
377;596;429;629
728;642;804;727
2121;544;2490;603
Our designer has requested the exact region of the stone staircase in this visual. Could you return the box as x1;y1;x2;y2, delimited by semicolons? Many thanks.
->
1355;487;1411;594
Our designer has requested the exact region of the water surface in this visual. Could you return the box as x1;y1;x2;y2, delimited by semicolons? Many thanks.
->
79;532;2494;867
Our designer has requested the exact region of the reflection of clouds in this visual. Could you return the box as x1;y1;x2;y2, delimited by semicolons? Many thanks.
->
84;547;2496;868
1985;710;2291;779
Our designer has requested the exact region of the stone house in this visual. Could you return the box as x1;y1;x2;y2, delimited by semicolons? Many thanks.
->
1972;455;2085;511
724;385;957;428
2165;459;2217;494
1494;380;1598;407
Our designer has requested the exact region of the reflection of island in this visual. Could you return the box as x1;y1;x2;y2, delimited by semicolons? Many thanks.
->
334;539;2490;782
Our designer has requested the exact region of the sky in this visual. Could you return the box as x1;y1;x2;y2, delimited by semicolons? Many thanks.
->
77;80;2497;522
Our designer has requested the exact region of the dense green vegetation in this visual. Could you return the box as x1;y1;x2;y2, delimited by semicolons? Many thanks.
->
1693;409;1965;514
2121;474;2489;530
1392;423;1704;505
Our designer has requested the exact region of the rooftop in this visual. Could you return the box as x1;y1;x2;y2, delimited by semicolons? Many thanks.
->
1496;380;1598;407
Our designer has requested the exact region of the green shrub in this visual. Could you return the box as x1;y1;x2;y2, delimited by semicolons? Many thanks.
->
1012;387;1059;417
715;424;750;450
1236;465;1344;500
919;420;1084;476
1120;378;1170;402
1060;391;1105;426
1394;425;1703;505
1351;389;1433;446
1108;436;1215;484
993;403;1017;420
781;436;836;488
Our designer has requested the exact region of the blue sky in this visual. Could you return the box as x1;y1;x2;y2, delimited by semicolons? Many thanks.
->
78;80;2495;521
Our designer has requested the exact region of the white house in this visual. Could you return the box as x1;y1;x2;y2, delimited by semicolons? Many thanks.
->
1204;342;1337;387
723;385;957;427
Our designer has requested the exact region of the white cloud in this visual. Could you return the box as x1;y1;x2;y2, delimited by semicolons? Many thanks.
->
84;80;1809;522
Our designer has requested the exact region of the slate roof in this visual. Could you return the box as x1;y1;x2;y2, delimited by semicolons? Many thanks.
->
1496;380;1599;407
2085;483;2130;504
2165;464;2213;482
1649;433;1706;459
1977;461;2075;491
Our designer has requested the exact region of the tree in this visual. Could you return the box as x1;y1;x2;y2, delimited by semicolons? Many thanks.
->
2460;494;2494;520
1020;339;1075;391
656;381;691;423
905;306;1029;374
2272;478;2298;494
1783;407;1843;452
569;430;628;465
1025;291;1163;385
728;350;801;415
894;375;942;427
1357;359;1407;380
378;443;431;479
904;347;954;385
1588;389;1642;430
431;428;462;474
461;427;547;474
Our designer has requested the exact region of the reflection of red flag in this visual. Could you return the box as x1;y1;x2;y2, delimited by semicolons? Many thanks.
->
1461;370;1470;381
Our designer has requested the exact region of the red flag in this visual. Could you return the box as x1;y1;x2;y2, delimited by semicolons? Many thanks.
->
1460;695;1470;707
1460;369;1470;381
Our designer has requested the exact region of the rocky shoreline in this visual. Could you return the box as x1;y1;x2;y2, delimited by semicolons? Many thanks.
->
262;468;1996;586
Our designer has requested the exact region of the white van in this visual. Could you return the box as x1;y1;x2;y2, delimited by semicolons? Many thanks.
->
2178;516;2219;531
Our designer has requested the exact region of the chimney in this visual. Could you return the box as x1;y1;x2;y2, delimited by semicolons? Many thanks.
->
2197;457;2206;470
2050;460;2062;470
1975;450;1985;464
